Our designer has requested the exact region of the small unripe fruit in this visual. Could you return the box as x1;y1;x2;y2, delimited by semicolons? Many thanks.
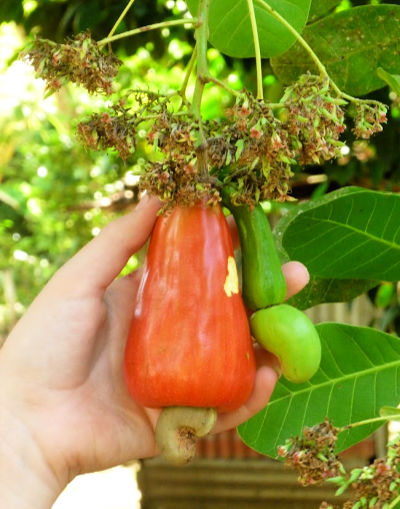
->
250;304;321;383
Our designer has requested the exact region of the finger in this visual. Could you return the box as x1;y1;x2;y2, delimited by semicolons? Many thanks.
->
282;261;309;300
49;195;161;296
104;267;145;321
214;347;279;433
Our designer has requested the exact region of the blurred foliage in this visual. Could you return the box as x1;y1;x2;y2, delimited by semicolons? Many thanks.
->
1;0;400;338
0;7;242;335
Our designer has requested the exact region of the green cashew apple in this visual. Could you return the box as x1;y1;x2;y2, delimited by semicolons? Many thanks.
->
250;304;321;383
221;187;287;310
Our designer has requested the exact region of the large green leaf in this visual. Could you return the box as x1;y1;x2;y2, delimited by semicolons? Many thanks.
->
271;5;400;96
287;275;377;310
186;0;311;58
309;0;341;22
238;323;400;458
276;187;400;281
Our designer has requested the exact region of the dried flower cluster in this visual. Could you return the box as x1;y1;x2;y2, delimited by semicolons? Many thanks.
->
279;421;400;509
217;95;296;205
281;74;347;165
142;111;221;208
22;34;389;209
352;102;388;139
277;418;342;486
77;103;136;160
142;159;220;209
22;32;121;95
337;435;400;509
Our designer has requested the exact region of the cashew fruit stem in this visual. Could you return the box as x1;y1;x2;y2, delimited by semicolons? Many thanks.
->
155;406;217;465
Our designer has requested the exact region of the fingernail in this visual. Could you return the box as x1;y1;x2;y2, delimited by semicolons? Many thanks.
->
136;193;161;211
136;193;150;209
272;364;282;379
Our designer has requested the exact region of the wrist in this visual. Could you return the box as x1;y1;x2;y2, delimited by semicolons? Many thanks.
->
0;404;64;509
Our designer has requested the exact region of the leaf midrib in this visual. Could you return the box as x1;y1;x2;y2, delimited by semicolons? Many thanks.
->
270;357;400;406
295;214;400;252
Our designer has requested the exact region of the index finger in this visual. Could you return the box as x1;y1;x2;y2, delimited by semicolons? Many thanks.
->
48;194;161;297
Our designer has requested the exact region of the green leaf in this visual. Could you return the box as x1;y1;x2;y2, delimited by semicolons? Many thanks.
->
238;323;400;458
186;0;311;58
287;275;377;310
309;0;341;22
271;5;400;96
277;187;400;281
379;406;400;422
377;67;400;96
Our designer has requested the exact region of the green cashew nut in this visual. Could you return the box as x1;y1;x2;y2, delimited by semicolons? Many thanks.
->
222;187;287;310
250;304;321;383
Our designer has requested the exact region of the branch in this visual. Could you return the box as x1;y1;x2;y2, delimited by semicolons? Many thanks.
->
247;0;263;100
107;0;137;40
99;18;198;46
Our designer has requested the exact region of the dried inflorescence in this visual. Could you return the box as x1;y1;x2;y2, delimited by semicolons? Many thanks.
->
339;436;400;509
22;30;389;208
86;75;387;208
352;102;388;139
141;110;219;209
22;32;121;95
219;96;296;205
77;104;136;160
281;421;400;509
141;159;220;210
150;112;197;158
278;418;342;486
281;74;347;165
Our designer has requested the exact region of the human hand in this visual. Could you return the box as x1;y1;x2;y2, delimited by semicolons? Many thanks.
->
0;195;309;508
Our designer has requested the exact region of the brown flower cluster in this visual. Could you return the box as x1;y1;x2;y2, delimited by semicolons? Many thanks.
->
22;32;121;95
352;102;388;139
218;97;296;205
278;419;342;486
281;73;347;165
141;111;221;209
77;104;136;160
22;28;390;209
339;436;400;509
141;159;220;209
281;421;400;509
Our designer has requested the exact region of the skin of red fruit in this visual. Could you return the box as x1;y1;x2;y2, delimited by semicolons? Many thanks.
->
124;202;256;413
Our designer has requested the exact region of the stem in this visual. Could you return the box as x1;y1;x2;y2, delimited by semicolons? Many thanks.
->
99;18;198;46
204;75;240;97
389;494;400;508
135;110;193;125
179;44;197;101
255;0;328;79
191;0;210;178
337;414;395;432
107;0;136;39
246;0;263;100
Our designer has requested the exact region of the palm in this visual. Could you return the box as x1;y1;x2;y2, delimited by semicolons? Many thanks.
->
1;270;161;480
